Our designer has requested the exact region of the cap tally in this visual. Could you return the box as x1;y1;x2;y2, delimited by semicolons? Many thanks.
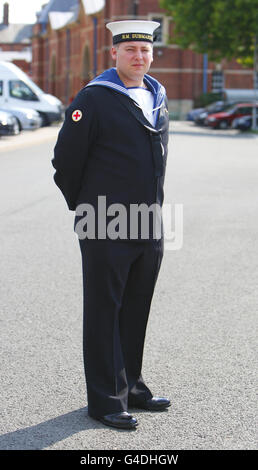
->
106;20;160;44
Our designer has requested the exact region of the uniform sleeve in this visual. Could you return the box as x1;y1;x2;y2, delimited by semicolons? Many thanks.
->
164;94;169;112
51;88;98;211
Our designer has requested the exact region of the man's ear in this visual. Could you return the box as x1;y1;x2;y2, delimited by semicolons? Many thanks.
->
110;46;117;61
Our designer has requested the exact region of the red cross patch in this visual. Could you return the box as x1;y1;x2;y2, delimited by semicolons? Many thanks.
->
72;110;82;122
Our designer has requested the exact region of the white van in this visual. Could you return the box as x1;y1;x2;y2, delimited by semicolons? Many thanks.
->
0;61;64;125
223;88;258;103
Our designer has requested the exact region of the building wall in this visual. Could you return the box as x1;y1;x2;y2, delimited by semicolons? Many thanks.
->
31;0;254;116
0;42;32;74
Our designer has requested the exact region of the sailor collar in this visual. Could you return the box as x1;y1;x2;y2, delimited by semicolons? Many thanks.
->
85;67;165;129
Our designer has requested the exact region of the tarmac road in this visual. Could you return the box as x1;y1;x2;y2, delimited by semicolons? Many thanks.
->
0;123;257;450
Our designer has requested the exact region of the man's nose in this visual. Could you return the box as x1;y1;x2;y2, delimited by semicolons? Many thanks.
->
135;50;144;60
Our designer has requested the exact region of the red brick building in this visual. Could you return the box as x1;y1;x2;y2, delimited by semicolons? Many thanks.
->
32;0;254;116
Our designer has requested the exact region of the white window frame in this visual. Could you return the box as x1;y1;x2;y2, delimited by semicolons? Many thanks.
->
212;70;224;93
147;13;169;46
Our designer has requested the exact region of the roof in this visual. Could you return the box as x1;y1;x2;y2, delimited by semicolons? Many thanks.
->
37;0;105;30
37;0;80;24
49;11;75;30
0;24;33;44
81;0;105;15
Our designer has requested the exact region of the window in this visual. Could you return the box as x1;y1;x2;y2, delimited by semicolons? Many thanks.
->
9;80;39;101
212;71;224;93
0;80;3;95
227;106;237;115
239;107;252;114
150;16;164;44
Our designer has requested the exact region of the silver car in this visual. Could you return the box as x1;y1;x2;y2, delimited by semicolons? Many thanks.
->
0;110;20;135
0;107;42;131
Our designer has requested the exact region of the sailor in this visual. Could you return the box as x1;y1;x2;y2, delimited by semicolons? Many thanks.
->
52;20;170;430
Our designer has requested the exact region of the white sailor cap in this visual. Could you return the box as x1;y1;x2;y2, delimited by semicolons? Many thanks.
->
106;20;160;45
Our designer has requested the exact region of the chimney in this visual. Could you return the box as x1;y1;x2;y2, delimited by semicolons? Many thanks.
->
3;3;9;26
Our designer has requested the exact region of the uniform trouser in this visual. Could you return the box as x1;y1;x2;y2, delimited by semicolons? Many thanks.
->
78;237;164;417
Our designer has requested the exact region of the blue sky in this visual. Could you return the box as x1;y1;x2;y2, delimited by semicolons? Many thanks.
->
0;0;47;24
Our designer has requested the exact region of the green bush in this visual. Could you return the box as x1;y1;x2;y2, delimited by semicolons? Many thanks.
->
194;92;223;108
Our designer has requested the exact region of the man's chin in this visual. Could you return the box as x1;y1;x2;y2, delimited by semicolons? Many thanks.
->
129;68;149;80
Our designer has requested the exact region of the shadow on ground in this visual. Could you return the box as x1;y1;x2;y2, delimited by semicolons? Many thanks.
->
169;128;256;139
0;407;134;450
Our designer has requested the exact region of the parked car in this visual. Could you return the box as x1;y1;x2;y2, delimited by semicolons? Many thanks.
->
0;106;42;131
232;114;258;131
0;61;64;125
205;103;258;129
0;109;20;135
188;100;234;122
194;101;235;126
187;106;206;121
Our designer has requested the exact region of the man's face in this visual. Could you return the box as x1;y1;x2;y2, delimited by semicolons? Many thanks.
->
111;41;153;83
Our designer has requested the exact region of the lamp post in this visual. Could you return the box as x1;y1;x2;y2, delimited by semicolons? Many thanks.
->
203;53;208;94
202;35;208;96
252;34;258;130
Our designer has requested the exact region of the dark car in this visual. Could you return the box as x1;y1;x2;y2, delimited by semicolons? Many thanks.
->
0;110;20;136
232;114;258;131
194;101;235;126
187;100;225;121
205;102;258;129
187;106;206;121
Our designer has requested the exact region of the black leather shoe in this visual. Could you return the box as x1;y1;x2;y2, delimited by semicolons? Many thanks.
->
89;411;138;429
128;397;171;411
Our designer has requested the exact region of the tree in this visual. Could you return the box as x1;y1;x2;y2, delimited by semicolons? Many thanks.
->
160;0;258;66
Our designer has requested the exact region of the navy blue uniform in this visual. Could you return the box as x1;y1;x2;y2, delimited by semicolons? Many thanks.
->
52;68;169;416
